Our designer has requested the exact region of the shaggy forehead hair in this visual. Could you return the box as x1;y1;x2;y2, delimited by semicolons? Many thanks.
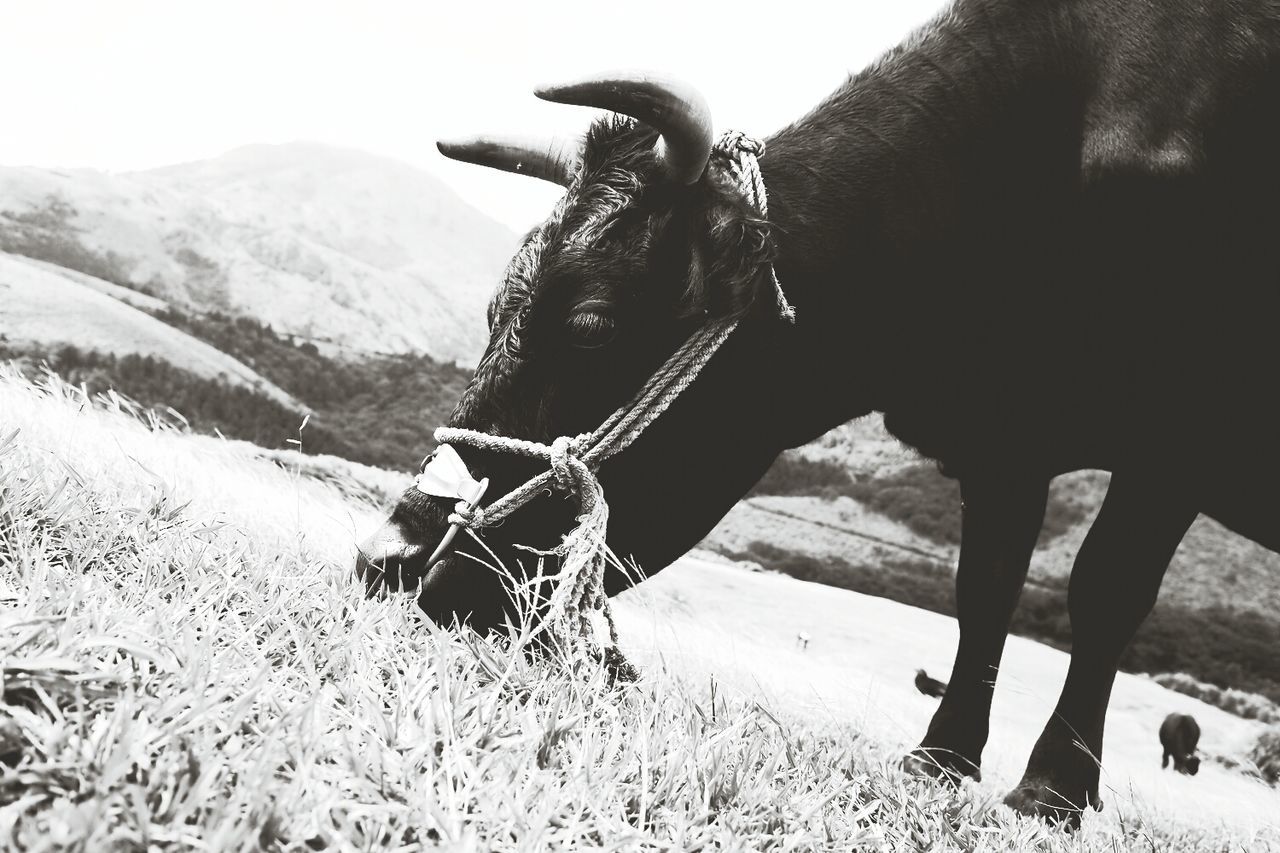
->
484;118;665;355
455;118;668;431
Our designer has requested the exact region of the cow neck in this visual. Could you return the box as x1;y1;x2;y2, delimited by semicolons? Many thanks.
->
758;0;1073;416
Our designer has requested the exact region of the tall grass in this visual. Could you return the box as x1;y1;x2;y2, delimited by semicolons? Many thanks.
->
0;367;1276;850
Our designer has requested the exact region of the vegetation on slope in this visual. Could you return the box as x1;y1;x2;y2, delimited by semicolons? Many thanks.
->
1254;727;1280;785
0;200;157;295
1149;673;1280;724
2;307;472;471
752;455;1087;547
151;309;472;470
0;343;358;459
0;371;1273;851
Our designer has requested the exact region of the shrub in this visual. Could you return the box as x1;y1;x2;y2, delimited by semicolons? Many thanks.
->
751;458;1086;548
1250;725;1280;785
1148;673;1280;723
748;454;853;498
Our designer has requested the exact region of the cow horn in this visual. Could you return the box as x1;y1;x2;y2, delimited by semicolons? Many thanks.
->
436;135;580;187
535;72;713;185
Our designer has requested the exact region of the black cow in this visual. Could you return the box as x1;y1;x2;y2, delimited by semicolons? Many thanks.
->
359;0;1280;826
1160;713;1202;775
916;669;949;699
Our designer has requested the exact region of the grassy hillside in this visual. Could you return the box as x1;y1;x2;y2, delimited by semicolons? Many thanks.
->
0;251;297;406
150;309;471;470
3;303;472;471
1;369;1276;850
0;344;360;461
723;538;1280;704
732;446;1280;703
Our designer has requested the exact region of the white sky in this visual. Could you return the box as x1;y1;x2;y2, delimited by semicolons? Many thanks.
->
0;0;948;233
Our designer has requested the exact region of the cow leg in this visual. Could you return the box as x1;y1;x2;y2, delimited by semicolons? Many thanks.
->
903;473;1049;782
1004;474;1195;826
1161;749;1170;770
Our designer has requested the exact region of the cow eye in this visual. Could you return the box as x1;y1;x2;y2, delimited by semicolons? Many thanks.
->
566;311;616;349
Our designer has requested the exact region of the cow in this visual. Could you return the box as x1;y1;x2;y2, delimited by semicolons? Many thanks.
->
797;631;812;651
916;669;949;699
357;0;1280;827
1160;713;1202;775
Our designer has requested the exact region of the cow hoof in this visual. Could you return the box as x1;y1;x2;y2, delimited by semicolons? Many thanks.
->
902;748;982;784
1003;778;1102;829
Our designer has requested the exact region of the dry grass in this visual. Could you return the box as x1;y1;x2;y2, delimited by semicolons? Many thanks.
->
1;367;1277;851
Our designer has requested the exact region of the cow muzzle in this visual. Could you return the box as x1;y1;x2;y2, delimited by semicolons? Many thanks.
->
356;519;433;594
357;446;493;596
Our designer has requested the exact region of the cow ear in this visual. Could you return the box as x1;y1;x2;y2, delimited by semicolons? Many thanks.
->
679;196;773;320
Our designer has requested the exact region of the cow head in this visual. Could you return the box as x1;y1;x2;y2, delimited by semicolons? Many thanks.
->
1183;755;1200;775
356;73;806;631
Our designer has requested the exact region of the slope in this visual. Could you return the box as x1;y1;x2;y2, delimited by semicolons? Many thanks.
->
0;368;1274;849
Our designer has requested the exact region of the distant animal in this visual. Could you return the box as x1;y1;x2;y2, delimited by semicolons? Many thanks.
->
797;631;811;651
358;0;1280;826
916;669;948;699
1159;713;1202;775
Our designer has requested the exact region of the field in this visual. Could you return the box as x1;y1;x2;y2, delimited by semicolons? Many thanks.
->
1;369;1278;851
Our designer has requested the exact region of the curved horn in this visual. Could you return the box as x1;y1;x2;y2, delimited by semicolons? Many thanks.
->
436;135;580;187
535;72;713;185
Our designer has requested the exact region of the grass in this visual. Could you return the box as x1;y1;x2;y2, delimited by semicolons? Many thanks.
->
1;367;1277;850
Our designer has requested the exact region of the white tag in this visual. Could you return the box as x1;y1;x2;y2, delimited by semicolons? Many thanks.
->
415;444;484;502
585;607;612;648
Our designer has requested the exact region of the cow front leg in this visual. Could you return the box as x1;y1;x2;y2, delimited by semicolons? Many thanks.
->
903;473;1049;783
1004;474;1195;826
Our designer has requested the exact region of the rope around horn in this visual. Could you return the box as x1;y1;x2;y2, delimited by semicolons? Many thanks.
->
434;132;791;679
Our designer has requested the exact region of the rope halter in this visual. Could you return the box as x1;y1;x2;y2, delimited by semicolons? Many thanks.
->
415;131;792;675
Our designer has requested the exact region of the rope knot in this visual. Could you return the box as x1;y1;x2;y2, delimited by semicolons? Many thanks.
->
718;130;765;158
549;435;581;493
448;501;483;528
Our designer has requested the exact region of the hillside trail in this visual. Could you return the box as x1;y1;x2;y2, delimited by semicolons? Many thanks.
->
614;556;1280;835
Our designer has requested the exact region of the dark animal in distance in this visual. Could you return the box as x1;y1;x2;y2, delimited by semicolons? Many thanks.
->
916;669;949;699
1159;713;1202;775
358;0;1280;826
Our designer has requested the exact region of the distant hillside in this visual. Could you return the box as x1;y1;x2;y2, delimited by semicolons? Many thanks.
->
0;143;515;363
0;251;296;407
149;309;471;470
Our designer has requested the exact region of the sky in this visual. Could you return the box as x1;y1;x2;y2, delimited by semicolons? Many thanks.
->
0;0;948;233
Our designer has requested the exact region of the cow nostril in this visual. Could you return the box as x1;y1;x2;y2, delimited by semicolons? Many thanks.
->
356;522;430;595
357;547;425;595
355;549;386;591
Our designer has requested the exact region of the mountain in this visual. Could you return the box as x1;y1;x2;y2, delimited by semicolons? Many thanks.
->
0;143;515;363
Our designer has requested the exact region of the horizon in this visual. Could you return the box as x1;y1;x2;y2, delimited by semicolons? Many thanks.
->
0;0;948;233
